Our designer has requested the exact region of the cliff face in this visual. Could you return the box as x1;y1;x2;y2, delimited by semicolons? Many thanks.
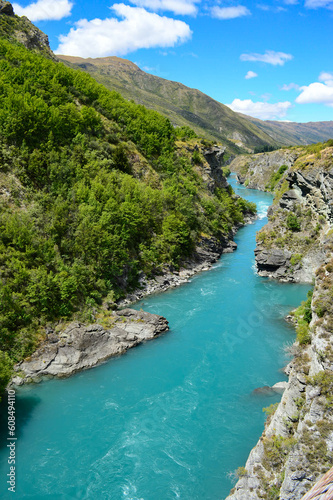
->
0;1;54;58
226;143;333;500
229;149;299;191
227;259;333;500
230;145;333;283
254;146;333;283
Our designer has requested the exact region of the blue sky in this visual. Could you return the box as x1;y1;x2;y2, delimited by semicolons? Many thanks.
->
11;0;333;123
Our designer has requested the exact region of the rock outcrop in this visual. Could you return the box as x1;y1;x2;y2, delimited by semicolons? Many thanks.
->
11;309;169;385
177;141;228;193
203;145;229;192
226;143;333;500
0;1;54;58
0;1;14;16
226;258;333;500
229;149;299;191
252;146;333;282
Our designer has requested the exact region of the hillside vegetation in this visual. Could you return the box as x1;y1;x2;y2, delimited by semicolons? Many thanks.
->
244;115;333;147
58;56;333;153
57;55;280;154
0;36;256;396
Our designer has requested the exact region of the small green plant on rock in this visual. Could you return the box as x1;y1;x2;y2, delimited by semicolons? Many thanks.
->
287;213;301;232
290;253;303;267
236;466;248;478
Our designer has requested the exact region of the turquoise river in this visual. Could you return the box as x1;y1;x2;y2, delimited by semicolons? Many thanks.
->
0;176;310;499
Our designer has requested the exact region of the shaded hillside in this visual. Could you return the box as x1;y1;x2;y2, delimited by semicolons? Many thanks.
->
57;55;279;154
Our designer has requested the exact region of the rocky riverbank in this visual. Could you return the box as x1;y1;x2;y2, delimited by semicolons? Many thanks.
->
226;142;333;500
118;233;238;307
231;144;333;283
9;228;243;387
11;308;169;386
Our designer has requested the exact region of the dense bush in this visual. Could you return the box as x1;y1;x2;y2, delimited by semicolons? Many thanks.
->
287;213;301;232
0;38;256;394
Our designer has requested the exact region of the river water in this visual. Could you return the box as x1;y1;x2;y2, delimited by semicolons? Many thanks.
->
0;175;310;499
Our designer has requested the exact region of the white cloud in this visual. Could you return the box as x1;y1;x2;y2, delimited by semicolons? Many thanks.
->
13;0;73;21
55;4;192;58
319;71;333;85
296;82;333;107
305;0;333;8
256;4;286;11
295;72;333;106
226;98;292;119
281;82;300;91
245;70;258;79
211;5;251;19
240;50;293;66
128;0;200;15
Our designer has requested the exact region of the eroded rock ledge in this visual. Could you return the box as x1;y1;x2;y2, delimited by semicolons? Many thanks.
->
226;260;333;500
226;145;333;500
11;309;169;385
231;146;333;283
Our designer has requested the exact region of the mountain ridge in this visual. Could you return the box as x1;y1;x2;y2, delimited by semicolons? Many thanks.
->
58;54;333;153
58;54;281;154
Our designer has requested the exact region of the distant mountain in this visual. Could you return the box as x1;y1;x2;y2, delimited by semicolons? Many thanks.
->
243;115;333;146
58;55;333;153
57;55;280;154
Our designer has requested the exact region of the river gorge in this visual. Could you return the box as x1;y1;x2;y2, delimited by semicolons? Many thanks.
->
0;176;310;499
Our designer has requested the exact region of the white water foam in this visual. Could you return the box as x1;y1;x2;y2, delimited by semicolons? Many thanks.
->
257;200;270;220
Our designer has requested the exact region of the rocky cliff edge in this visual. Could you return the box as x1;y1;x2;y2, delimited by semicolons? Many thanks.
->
226;143;333;500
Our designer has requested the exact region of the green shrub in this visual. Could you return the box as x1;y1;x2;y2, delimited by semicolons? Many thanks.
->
236;466;248;478
287;213;301;232
290;253;303;267
0;351;13;400
266;164;288;191
263;403;279;417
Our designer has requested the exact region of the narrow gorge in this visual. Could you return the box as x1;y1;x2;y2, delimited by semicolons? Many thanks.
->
227;142;333;500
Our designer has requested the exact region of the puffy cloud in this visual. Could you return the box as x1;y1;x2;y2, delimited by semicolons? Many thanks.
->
128;0;200;15
304;0;333;8
55;4;192;58
226;98;292;119
211;5;251;19
296;83;333;107
281;82;300;91
319;72;333;85
240;50;293;66
245;70;258;79
295;72;333;106
13;0;73;21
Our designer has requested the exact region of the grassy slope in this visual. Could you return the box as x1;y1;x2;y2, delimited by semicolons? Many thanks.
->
57;55;279;154
58;55;333;152
241;115;333;146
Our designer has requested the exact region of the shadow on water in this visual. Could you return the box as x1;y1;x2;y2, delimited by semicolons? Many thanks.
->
0;389;41;450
